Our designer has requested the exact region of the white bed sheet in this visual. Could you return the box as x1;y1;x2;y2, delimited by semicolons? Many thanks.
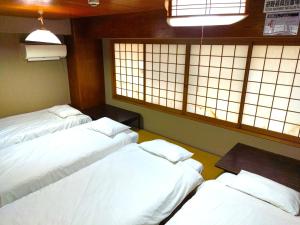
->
0;125;136;207
166;179;300;225
0;143;202;225
0;108;92;149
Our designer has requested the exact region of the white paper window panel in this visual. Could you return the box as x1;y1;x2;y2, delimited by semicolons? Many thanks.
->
291;87;300;99
273;97;289;110
262;71;277;83
264;59;280;72
220;68;233;79
189;75;198;84
255;117;269;129
252;45;300;59
266;46;283;58
277;73;294;85
189;66;199;75
207;88;218;98
284;124;300;136
257;106;271;118
286;112;300;124
295;74;300;86
270;109;287;121
275;85;291;98
232;69;245;80
230;91;242;102
289;99;300;112
114;43;144;95
243;85;300;135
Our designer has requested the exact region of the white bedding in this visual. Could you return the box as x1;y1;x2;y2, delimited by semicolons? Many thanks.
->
0;143;202;225
166;178;300;225
0;108;92;149
0;124;137;207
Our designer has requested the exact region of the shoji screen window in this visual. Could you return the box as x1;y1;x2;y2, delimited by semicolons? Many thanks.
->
145;44;186;110
187;44;248;123
114;43;144;100
242;45;300;138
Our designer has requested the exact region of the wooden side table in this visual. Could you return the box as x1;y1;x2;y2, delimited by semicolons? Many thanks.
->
82;104;141;129
216;143;300;192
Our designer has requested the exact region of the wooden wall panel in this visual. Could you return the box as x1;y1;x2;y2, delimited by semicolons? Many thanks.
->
67;19;105;110
83;1;299;39
67;0;299;110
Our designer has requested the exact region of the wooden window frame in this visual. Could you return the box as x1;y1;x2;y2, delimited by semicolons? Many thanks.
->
111;38;300;146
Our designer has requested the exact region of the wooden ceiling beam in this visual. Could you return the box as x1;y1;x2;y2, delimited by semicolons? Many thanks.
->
0;0;164;19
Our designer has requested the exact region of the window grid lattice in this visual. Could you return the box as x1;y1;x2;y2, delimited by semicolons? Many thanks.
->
187;44;249;123
145;44;186;110
242;45;300;138
114;43;144;100
171;0;246;16
112;40;300;142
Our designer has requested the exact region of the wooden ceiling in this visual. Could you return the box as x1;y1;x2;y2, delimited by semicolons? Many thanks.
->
0;0;164;19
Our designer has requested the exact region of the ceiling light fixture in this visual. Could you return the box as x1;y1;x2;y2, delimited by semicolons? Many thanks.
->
165;0;248;27
88;0;100;7
25;12;61;44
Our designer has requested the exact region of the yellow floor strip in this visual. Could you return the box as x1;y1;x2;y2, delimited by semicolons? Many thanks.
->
137;130;223;180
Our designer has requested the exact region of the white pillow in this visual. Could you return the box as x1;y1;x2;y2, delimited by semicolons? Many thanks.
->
48;105;82;118
139;139;193;163
228;170;300;215
180;158;203;173
89;117;130;137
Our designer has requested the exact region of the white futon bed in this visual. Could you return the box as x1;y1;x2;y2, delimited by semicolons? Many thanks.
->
0;105;92;149
0;143;202;225
0;118;138;207
166;172;300;225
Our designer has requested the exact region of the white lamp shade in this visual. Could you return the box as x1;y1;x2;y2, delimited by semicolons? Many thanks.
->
167;15;248;27
25;29;61;44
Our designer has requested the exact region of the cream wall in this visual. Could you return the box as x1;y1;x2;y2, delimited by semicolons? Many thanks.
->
102;39;300;160
0;33;70;117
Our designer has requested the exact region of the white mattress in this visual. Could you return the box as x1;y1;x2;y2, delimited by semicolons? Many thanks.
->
0;143;202;225
0;108;92;149
0;125;136;207
166;178;300;225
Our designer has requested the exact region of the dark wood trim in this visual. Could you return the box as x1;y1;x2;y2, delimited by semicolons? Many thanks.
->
110;37;300;45
237;43;253;126
111;41;117;98
182;44;191;114
66;19;105;110
143;43;146;101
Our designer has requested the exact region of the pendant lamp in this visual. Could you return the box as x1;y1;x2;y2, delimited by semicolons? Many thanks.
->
25;13;61;44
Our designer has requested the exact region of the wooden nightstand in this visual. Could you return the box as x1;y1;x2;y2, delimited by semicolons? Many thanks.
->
82;104;141;129
216;143;300;192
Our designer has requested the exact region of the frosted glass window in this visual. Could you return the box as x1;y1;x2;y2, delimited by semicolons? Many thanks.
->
242;45;300;138
114;43;144;100
187;44;248;123
145;44;186;110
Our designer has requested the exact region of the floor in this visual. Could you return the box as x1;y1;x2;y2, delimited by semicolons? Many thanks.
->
137;129;224;180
